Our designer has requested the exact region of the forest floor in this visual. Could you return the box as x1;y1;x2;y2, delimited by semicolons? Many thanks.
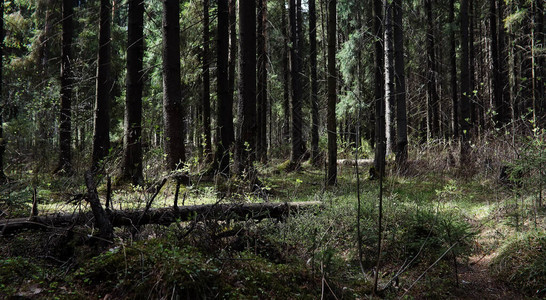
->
0;155;544;299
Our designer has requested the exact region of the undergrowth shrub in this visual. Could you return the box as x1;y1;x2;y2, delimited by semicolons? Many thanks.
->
490;231;546;297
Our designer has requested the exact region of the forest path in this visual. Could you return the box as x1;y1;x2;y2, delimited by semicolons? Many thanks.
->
449;252;524;299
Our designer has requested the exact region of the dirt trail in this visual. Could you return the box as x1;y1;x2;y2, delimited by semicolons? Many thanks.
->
451;253;524;299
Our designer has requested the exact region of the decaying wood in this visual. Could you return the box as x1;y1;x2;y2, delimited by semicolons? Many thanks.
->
0;201;322;236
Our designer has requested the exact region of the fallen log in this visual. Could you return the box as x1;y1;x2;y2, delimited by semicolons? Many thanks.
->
0;201;322;236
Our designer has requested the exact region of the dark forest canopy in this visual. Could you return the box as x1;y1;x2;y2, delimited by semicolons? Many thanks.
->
0;0;545;298
0;0;543;180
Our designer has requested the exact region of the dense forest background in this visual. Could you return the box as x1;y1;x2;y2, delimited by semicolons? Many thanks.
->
0;0;544;298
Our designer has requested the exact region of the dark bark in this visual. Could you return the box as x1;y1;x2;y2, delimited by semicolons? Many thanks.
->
202;0;212;158
92;0;113;171
425;0;439;139
162;0;185;170
215;0;233;175
393;0;407;167
289;0;304;168
537;0;545;126
373;0;385;172
0;202;322;236
327;0;337;185
228;0;237;121
257;0;268;162
310;0;319;166
460;0;471;165
122;0;144;185
469;0;478;133
449;0;459;138
56;0;74;175
235;0;257;175
84;171;113;240
0;0;5;183
281;0;290;143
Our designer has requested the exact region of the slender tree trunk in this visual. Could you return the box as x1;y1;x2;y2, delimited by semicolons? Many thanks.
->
393;0;407;167
498;0;511;125
327;0;337;185
281;0;290;144
373;0;385;173
449;0;459;138
0;0;6;183
257;0;268;163
309;0;319;166
162;0;185;170
215;0;233;176
289;0;303;168
536;0;545;126
122;0;144;184
384;0;394;156
460;0;471;165
228;0;237;129
92;0;113;171
469;0;479;134
235;0;257;176
202;0;212;158
56;0;74;174
425;0;439;140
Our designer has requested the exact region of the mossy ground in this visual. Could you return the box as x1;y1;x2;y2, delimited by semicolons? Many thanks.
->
1;156;544;299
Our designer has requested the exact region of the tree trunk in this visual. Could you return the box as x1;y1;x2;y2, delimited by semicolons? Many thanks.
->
0;0;5;183
373;0;385;173
460;0;471;165
327;0;337;185
234;0;257;176
122;0;144;185
202;0;212;159
425;0;439;140
393;0;407;167
56;0;74;175
282;0;290;144
215;0;233;176
257;0;268;163
309;0;319;166
92;0;113;171
228;0;237;130
449;0;459;138
0;201;322;236
162;0;185;170
536;0;545;127
289;0;304;168
384;0;394;156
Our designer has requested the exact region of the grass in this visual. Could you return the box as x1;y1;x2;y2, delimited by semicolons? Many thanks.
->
1;154;545;298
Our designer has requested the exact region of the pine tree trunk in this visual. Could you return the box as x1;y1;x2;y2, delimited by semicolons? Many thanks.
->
393;0;407;167
215;0;233;176
425;0;439;140
56;0;74;174
327;0;337;185
92;0;112;171
449;0;459;138
162;0;185;170
282;0;290;144
289;0;303;168
235;0;257;176
202;0;212;158
228;0;237;129
0;0;6;183
460;0;471;165
310;0;319;166
257;0;268;163
122;0;144;184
